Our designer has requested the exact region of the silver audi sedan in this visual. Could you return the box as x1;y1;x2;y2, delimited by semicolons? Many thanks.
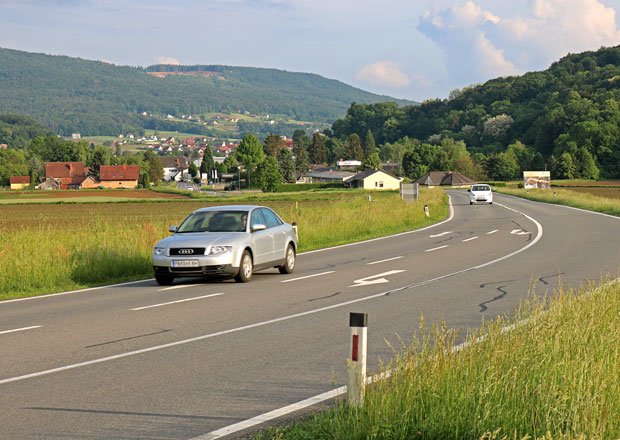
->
152;205;298;285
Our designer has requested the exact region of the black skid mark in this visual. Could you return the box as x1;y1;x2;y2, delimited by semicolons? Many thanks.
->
309;292;341;302
538;273;564;286
479;286;509;313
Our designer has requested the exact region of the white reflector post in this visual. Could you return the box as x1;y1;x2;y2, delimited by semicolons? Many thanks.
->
347;312;368;406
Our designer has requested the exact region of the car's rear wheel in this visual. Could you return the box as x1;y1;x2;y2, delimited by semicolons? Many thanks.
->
278;244;296;274
235;250;253;283
155;273;174;286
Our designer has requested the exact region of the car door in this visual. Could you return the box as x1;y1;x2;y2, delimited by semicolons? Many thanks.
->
260;207;287;262
249;208;274;265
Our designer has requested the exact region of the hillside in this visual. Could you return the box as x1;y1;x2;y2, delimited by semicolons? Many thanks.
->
332;45;620;179
0;47;414;136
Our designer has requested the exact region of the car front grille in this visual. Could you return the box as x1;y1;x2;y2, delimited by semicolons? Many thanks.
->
169;247;206;256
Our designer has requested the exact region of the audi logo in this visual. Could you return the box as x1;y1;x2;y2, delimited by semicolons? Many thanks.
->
178;249;194;255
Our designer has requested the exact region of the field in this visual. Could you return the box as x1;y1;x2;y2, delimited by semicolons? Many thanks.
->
0;189;447;300
0;188;188;203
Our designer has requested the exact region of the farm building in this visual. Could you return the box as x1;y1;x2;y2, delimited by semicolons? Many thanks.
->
9;176;30;190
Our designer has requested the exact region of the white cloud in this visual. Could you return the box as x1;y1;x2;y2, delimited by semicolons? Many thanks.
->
355;61;411;88
419;0;620;88
156;56;180;65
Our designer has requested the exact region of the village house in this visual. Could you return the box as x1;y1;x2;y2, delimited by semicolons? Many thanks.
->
346;169;403;190
161;156;190;182
9;176;30;190
45;162;87;189
99;164;140;188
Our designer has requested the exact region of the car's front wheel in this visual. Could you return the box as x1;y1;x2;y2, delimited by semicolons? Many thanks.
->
278;244;296;274
235;250;253;283
155;273;174;286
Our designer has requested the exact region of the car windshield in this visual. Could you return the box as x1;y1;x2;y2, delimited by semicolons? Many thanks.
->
472;185;490;192
176;210;249;233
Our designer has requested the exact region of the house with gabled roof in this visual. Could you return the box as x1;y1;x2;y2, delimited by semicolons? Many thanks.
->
9;176;30;190
346;169;402;190
99;164;140;188
45;162;87;189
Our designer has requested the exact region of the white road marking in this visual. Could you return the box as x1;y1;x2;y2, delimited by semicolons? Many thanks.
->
280;271;335;283
349;270;406;288
0;202;543;387
0;326;41;336
462;236;479;242
425;245;449;252
131;293;225;311
487;229;498;235
367;256;403;265
157;284;203;291
430;231;452;237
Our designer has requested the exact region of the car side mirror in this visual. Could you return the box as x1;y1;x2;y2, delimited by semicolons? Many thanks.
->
169;225;178;233
467;189;470;192
251;223;267;232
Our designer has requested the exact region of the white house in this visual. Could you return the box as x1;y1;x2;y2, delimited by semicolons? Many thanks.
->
346;169;402;190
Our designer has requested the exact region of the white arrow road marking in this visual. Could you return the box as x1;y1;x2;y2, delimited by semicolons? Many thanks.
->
430;231;452;237
0;326;41;335
349;270;406;288
511;229;529;235
131;293;224;311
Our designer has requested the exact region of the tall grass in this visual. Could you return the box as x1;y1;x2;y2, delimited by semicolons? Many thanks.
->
0;189;447;300
259;281;620;439
497;188;620;217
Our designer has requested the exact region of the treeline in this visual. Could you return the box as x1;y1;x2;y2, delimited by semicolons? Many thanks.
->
0;47;413;136
330;45;620;180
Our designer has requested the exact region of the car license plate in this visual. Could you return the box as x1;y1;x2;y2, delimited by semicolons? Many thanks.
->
172;259;199;268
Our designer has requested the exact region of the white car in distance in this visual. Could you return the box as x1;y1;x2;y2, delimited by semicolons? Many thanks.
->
468;184;493;205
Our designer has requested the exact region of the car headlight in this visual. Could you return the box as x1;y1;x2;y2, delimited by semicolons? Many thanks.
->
153;247;167;256
207;245;233;255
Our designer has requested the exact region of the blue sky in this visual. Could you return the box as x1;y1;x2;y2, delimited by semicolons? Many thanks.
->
1;0;619;101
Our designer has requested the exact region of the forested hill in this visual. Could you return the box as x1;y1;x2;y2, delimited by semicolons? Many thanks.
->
0;47;414;136
332;45;620;179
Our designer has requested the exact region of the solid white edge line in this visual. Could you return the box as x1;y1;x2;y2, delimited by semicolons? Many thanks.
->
425;245;449;252
462;236;479;242
192;386;348;440
280;271;335;283
367;256;404;265
0;325;42;335
131;293;224;311
0;197;456;305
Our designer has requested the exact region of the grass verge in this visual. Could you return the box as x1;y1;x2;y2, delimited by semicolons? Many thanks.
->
256;281;620;439
495;188;620;216
0;189;447;300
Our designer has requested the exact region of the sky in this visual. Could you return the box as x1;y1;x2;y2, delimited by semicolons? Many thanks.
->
1;0;619;102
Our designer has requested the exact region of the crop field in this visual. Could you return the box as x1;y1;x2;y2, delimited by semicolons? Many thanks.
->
0;189;447;300
0;189;188;203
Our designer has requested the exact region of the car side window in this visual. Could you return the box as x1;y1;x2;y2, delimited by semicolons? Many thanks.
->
250;209;267;228
260;208;282;229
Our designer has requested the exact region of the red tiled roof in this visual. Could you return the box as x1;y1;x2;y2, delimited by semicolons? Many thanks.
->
45;162;86;187
10;176;30;184
100;164;140;181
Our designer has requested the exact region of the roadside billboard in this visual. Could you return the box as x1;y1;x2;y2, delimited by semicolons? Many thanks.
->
523;171;551;189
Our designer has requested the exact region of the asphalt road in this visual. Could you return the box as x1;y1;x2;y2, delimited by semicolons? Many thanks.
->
1;190;618;439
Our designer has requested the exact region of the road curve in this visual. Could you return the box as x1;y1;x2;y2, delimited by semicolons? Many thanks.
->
0;190;618;439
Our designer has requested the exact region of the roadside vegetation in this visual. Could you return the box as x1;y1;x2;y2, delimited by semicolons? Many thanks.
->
496;186;620;216
0;188;447;301
256;281;620;440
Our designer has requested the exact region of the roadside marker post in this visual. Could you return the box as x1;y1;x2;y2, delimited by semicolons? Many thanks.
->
424;204;430;217
347;312;368;406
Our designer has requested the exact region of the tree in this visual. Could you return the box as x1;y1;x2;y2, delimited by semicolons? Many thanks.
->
256;156;283;192
277;148;296;183
87;146;113;178
484;152;519;181
28;135;88;162
345;133;364;161
143;150;164;184
188;161;199;179
263;134;285;157
363;130;376;158
0;148;29;186
363;151;381;170
308;132;327;165
200;146;215;180
236;133;265;188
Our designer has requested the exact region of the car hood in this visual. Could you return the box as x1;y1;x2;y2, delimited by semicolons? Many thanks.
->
155;232;246;248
